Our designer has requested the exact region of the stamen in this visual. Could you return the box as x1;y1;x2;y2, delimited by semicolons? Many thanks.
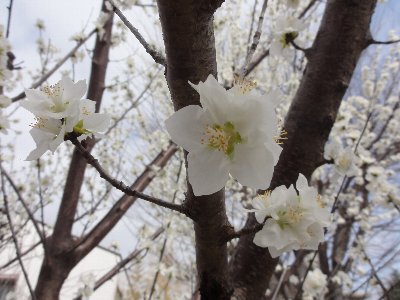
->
202;121;243;159
273;128;288;145
233;74;257;94
317;194;325;208
30;117;47;129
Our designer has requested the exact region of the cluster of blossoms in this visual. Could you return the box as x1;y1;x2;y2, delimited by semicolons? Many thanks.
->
21;76;111;160
165;75;283;196
165;74;331;256
251;174;330;257
0;25;12;134
324;138;358;177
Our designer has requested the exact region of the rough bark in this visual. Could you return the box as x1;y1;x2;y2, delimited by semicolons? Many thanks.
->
229;1;377;298
156;1;232;298
34;2;114;298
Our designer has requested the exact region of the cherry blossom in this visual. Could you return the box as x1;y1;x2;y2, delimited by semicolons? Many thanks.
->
165;74;282;196
253;174;330;258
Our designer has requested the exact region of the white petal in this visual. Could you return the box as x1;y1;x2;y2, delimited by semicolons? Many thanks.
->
187;148;230;196
296;173;309;192
26;146;48;161
230;143;275;190
189;75;230;124
270;40;283;57
165;105;210;152
61;77;87;101
80;99;96;115
228;93;277;139
84;113;110;133
49;124;66;152
253;224;271;248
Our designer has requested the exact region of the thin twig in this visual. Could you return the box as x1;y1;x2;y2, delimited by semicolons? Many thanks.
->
6;0;14;38
290;40;308;53
70;137;188;216
0;165;46;243
361;248;388;296
36;159;47;255
148;160;182;300
369;38;400;45
1;163;36;300
107;0;166;66
0;240;42;270
246;0;258;53
293;251;318;300
73;227;165;300
103;69;161;137
12;29;96;102
271;267;288;300
298;0;318;19
240;0;269;77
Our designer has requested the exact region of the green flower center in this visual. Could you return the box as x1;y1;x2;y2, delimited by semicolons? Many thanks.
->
276;204;304;229
201;121;244;159
279;31;299;48
73;120;90;135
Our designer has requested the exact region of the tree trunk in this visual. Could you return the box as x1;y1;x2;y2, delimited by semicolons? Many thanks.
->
156;1;232;298
34;1;114;298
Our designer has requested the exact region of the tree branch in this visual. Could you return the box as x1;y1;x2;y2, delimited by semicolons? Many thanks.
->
69;137;188;216
0;165;46;244
6;0;13;38
239;0;269;77
74;227;165;300
368;38;400;45
73;142;177;258
1;163;36;300
156;0;232;298
11;29;96;102
107;0;166;66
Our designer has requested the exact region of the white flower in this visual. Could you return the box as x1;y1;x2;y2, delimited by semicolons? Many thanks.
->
324;139;357;177
303;268;327;298
253;174;330;258
79;273;96;299
95;12;111;40
0;111;10;133
0;95;11;108
21;76;86;119
270;16;306;60
165;74;282;196
26;117;66;160
66;99;111;141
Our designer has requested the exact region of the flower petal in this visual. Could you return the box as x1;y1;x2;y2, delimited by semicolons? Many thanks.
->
189;75;230;124
61;77;87;101
187;148;230;196
83;113;110;133
165;105;210;152
230;143;275;190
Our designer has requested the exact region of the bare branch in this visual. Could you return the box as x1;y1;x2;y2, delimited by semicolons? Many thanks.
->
11;29;96;102
74;227;165;300
0;165;46;244
70;137;188;216
369;38;400;45
1;163;36;300
6;0;13;38
239;0;269;77
107;0;166;66
0;240;42;270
